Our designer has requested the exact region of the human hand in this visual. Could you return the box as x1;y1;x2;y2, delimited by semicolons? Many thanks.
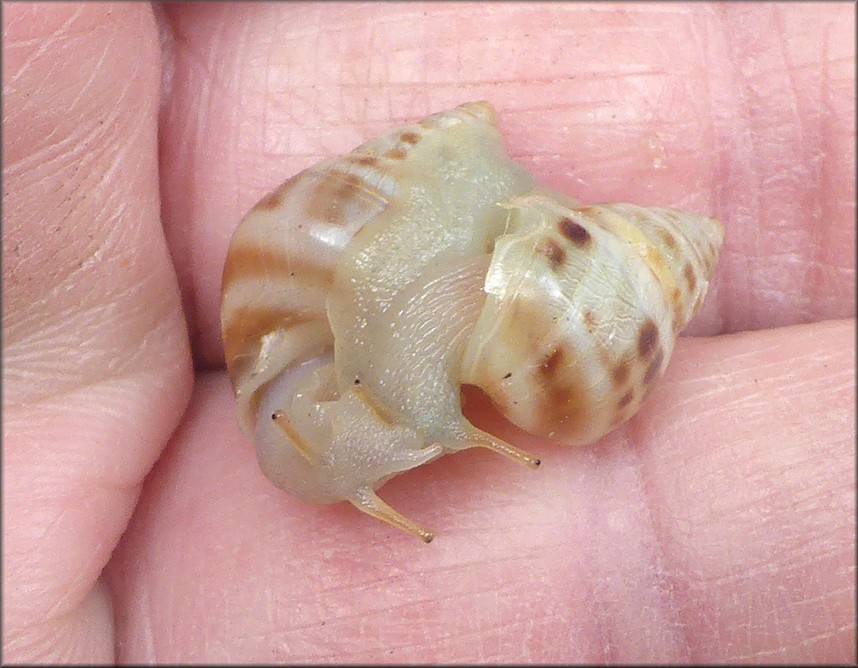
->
3;3;854;663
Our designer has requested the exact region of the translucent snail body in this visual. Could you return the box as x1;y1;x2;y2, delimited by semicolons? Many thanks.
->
220;102;724;541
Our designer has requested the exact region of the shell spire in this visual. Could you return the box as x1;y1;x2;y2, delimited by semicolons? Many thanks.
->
460;191;724;445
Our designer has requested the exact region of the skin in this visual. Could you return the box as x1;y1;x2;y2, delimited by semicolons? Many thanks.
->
2;2;854;663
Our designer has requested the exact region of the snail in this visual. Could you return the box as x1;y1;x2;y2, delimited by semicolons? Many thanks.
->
221;102;724;542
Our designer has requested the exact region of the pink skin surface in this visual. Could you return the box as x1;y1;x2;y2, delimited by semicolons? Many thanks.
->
3;2;854;663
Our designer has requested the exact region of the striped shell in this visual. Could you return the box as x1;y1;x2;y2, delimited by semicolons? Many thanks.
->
221;102;724;541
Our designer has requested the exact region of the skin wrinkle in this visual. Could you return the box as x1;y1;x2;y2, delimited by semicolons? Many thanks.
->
311;619;502;664
696;537;830;588
4;4;193;663
641;326;853;661
3;504;72;590
4;36;134;173
65;30;115;113
155;15;215;361
774;7;825;326
4;106;112;174
7;543;111;655
152;6;177;113
44;556;108;624
7;442;140;578
116;535;158;663
563;437;689;662
5;331;163;404
2;6;85;81
4;624;78;665
710;5;760;331
262;583;507;643
5;270;179;404
5;130;148;340
816;21;844;314
623;415;694;660
752;15;832;326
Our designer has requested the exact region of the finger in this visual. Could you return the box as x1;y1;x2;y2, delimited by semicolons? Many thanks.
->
2;3;191;662
627;318;855;662
107;319;853;662
153;3;854;368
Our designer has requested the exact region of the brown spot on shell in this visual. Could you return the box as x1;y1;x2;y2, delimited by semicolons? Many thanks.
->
534;346;592;437
559;217;591;247
583;310;596;332
703;241;719;273
539;347;566;377
670;287;684;333
643;347;664;384
637;319;659;357
542;384;583;433
255;191;282;211
400;131;420;144
481;298;588;438
305;169;377;225
222;244;333;289
537;238;566;269
659;229;678;251
683;262;697;292
385;148;407;160
642;245;670;286
222;307;314;389
353;155;379;167
617;390;634;409
458;101;497;125
673;305;685;334
612;360;630;387
254;177;298;211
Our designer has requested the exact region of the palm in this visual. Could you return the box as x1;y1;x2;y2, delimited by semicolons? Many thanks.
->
3;3;854;663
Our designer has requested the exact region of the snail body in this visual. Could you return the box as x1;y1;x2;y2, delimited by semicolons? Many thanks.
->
221;102;724;541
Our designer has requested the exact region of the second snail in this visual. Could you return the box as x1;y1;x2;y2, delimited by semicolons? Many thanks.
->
220;102;724;542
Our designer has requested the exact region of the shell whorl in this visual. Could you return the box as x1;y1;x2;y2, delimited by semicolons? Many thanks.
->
460;191;724;445
220;102;510;435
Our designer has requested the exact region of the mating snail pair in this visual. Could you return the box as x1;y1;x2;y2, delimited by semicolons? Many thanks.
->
220;102;724;542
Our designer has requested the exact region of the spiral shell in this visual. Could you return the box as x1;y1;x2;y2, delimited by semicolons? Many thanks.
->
461;192;722;446
221;102;724;541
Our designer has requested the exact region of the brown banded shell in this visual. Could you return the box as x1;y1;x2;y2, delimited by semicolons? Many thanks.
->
460;192;724;445
220;102;724;542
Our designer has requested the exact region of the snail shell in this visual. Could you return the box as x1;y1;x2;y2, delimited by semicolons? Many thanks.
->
460;192;722;445
221;102;724;541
